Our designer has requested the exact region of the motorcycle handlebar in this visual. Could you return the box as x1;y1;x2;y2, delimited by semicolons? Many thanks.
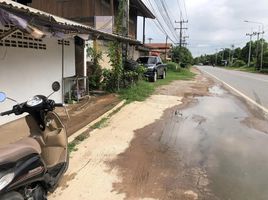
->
54;103;64;107
0;110;14;116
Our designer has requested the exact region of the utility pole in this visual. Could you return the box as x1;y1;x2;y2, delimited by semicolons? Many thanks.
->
231;44;235;66
148;37;153;44
122;0;129;58
246;33;254;67
221;48;225;66
244;20;265;71
260;30;265;71
121;0;129;89
253;30;264;70
182;36;189;47
215;49;218;66
228;48;231;66
175;20;188;47
164;35;168;61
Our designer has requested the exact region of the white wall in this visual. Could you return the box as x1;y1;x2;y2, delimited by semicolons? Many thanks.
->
0;28;75;125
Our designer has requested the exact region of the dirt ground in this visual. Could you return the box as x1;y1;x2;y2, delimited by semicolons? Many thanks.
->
0;94;120;146
50;69;216;200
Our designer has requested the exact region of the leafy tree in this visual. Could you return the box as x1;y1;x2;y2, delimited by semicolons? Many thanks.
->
171;46;193;66
194;39;268;70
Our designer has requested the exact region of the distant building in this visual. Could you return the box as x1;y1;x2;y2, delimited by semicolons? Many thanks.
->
145;43;173;61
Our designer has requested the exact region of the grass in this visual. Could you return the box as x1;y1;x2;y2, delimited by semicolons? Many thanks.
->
68;103;126;154
226;66;257;73
68;131;90;153
67;68;196;153
91;117;109;129
119;68;196;103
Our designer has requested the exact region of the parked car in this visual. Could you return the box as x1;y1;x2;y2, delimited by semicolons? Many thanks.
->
137;56;167;82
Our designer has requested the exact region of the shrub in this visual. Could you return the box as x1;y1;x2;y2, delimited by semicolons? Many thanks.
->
232;60;246;67
166;62;181;72
87;47;103;90
259;68;268;74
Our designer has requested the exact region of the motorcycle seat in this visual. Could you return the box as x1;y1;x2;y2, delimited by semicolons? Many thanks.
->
0;137;41;165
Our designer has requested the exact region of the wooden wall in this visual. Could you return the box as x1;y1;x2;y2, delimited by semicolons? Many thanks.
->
29;0;138;38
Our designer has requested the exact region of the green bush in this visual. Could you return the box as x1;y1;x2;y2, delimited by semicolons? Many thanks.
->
232;60;246;67
101;65;147;92
101;69;116;92
166;62;181;72
259;68;268;74
87;47;103;90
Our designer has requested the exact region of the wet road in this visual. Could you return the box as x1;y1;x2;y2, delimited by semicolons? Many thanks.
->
162;85;268;199
196;66;268;112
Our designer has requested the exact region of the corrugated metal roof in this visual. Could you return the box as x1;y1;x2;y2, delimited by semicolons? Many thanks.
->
130;0;155;19
0;0;140;44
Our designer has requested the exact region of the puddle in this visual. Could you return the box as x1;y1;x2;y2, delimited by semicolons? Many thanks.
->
161;90;268;200
208;85;225;96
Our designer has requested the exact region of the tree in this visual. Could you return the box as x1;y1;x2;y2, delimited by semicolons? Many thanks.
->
171;46;193;66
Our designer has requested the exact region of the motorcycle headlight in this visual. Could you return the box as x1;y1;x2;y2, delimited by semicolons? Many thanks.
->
0;172;14;191
26;96;43;107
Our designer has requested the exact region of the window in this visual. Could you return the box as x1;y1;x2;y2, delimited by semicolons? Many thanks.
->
0;24;46;50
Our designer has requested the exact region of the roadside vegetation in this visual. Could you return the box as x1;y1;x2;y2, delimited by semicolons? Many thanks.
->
119;62;195;103
194;39;268;73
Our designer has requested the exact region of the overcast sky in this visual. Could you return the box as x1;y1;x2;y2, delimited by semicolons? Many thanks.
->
137;0;268;57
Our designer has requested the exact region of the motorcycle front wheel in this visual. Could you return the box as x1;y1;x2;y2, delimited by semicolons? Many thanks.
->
0;192;24;200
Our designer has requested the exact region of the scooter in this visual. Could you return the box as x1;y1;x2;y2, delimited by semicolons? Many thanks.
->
0;82;69;200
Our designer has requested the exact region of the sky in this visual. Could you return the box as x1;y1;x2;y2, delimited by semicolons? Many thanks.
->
137;0;268;57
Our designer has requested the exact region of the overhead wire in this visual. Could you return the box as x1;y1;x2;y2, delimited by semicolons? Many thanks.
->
144;0;177;44
158;0;180;41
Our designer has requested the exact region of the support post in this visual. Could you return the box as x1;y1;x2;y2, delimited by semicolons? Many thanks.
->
143;17;146;44
61;39;65;104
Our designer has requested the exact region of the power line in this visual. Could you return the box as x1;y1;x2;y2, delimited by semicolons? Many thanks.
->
182;0;188;21
145;0;178;44
176;0;184;20
158;0;180;41
151;0;180;42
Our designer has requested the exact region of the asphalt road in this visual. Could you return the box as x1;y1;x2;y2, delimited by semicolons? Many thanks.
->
197;65;268;112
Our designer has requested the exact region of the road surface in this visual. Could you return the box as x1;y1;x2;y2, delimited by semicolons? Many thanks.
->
50;69;268;200
197;65;268;112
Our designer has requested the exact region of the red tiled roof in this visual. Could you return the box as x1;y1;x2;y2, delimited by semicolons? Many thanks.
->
145;43;173;49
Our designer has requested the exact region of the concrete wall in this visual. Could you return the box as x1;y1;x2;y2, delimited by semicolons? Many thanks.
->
0;25;75;125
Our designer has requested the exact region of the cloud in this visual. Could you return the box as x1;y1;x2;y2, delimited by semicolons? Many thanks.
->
138;0;268;57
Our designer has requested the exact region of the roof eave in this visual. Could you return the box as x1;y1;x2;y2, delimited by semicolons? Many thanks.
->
0;0;141;44
131;0;155;19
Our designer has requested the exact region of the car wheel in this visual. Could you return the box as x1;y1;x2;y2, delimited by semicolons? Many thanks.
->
153;71;157;82
161;70;166;79
149;72;157;82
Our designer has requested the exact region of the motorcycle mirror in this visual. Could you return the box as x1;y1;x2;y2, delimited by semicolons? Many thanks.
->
52;81;60;92
0;92;7;103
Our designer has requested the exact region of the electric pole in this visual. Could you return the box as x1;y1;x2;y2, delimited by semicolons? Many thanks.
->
148;37;153;44
231;44;235;66
215;49;218;66
165;35;168;61
175;20;188;47
182;36;189;47
253;30;265;70
122;0;129;64
246;33;254;67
